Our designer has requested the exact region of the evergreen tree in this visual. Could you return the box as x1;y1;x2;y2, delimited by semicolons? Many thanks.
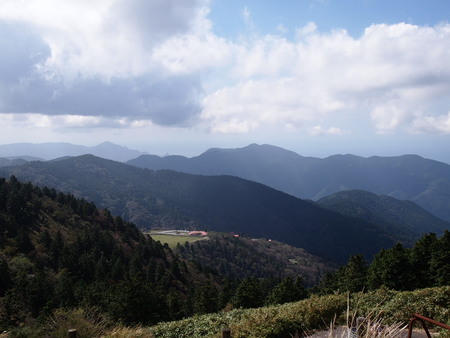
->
430;230;450;286
367;243;413;290
410;233;437;288
54;269;77;308
267;276;306;305
108;278;167;325
193;280;219;314
317;271;339;295
38;230;52;249
0;257;12;296
15;228;33;253
336;254;368;293
166;290;184;319
232;277;264;308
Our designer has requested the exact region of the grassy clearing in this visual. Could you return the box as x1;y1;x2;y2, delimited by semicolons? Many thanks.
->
147;233;208;249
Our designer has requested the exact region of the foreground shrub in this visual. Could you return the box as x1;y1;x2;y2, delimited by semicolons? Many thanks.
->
48;308;112;337
5;308;112;338
354;286;450;324
6;286;449;337
148;286;450;338
148;294;348;338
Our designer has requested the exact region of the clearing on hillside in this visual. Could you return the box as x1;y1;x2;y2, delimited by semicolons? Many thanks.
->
145;230;209;248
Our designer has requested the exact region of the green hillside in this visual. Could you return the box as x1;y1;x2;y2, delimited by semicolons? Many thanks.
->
0;155;397;264
0;176;221;330
175;233;337;286
1;177;449;337
317;189;449;245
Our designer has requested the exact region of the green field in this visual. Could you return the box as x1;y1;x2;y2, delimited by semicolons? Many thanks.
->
147;233;208;248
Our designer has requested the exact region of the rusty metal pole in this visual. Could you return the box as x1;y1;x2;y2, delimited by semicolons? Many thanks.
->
407;317;416;338
407;314;450;338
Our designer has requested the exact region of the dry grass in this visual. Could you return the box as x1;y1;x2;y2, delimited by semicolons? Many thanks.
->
103;325;154;337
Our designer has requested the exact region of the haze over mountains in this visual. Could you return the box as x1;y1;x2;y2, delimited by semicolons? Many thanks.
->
0;154;397;263
317;190;449;244
1;151;449;264
1;141;449;263
128;143;450;222
0;141;144;162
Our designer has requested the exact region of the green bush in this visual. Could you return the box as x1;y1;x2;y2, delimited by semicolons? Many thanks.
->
148;286;450;338
354;286;450;324
7;286;450;337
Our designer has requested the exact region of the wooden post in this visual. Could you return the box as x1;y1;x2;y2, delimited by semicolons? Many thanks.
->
356;316;365;336
68;328;77;338
222;328;231;338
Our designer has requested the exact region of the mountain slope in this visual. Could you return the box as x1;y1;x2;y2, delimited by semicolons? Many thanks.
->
0;155;396;263
175;233;337;286
0;158;28;167
317;190;449;245
127;143;314;197
0;177;220;326
127;144;450;222
0;141;143;162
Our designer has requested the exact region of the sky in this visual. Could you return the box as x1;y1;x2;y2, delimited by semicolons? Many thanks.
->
1;0;450;162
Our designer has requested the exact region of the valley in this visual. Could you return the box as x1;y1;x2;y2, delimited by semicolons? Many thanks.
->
0;143;449;336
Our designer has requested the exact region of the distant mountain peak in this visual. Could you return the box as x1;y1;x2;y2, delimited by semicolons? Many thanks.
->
0;141;144;162
127;143;450;223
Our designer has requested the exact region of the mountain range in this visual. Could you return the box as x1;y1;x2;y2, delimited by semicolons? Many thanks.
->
1;153;449;263
0;141;144;162
1;142;450;261
0;154;399;263
127;143;450;222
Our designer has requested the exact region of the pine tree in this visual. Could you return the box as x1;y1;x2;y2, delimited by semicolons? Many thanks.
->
232;277;264;308
430;230;450;286
367;243;413;290
0;257;12;296
410;233;437;288
337;254;368;293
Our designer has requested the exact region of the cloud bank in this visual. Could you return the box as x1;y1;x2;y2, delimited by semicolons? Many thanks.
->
1;0;450;136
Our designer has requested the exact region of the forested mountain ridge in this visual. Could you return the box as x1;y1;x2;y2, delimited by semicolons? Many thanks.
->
0;176;222;328
0;154;396;264
174;233;337;286
127;143;450;222
317;190;449;245
0;158;28;168
1;177;448;336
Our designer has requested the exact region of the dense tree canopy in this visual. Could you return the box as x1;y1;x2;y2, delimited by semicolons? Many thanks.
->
0;176;448;333
318;232;450;294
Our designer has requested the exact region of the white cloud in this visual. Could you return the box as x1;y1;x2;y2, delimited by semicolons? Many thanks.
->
241;7;255;31
1;1;450;137
152;31;230;75
201;22;450;135
0;0;211;126
0;113;134;129
0;0;211;80
308;126;348;136
411;112;450;134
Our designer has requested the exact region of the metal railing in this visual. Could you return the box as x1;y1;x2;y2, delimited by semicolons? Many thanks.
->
408;313;450;338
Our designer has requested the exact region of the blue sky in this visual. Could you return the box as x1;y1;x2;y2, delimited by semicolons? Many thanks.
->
210;0;450;38
1;0;450;162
